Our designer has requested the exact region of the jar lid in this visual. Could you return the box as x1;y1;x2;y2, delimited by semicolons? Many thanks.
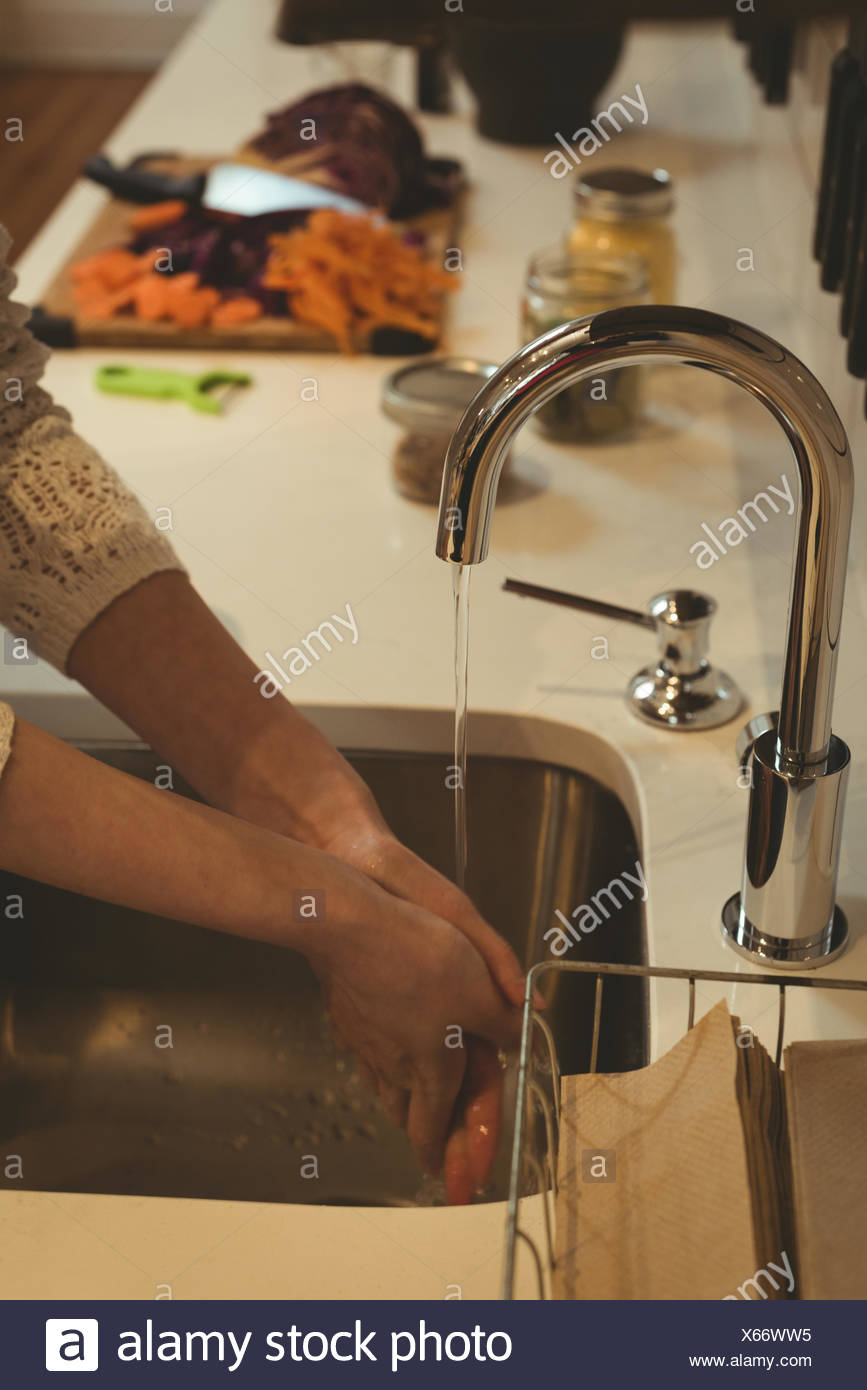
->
574;167;673;221
381;356;500;433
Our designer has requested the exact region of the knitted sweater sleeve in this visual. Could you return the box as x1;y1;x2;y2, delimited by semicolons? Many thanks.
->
0;224;185;779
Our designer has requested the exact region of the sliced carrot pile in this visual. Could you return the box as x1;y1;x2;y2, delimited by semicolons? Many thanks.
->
68;244;263;330
263;208;457;352
126;199;189;232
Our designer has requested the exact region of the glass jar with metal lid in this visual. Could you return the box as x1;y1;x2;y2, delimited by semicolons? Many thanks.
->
381;356;506;504
522;246;649;441
568;167;676;303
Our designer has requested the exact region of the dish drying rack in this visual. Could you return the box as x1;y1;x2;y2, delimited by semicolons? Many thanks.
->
503;959;867;1300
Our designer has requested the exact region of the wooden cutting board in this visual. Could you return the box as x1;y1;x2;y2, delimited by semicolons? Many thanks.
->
38;155;463;353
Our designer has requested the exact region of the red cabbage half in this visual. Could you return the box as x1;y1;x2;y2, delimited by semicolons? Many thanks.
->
249;82;461;218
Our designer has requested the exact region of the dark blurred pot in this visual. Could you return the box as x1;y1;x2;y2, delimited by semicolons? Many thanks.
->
446;17;625;145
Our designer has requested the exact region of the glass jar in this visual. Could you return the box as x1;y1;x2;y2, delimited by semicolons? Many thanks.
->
568;167;676;304
381;357;508;504
521;247;649;441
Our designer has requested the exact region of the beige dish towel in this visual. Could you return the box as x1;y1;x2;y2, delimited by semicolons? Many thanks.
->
554;1000;757;1299
785;1038;867;1299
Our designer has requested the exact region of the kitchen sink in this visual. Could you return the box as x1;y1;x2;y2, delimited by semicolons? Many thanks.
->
0;741;647;1206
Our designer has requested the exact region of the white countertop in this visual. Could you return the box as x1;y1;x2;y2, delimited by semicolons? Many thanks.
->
2;1;866;1300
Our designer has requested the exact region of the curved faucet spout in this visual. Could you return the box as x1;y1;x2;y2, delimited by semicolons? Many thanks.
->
435;306;852;768
435;306;854;968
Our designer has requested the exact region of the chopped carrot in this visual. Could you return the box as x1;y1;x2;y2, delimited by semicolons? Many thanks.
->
69;247;147;290
211;297;263;326
71;276;109;303
164;270;199;293
137;248;187;276
75;300;115;321
264;208;457;352
68;240;268;330
290;284;353;353
131;273;171;321
69;248;123;281
75;283;138;319
127;200;188;232
168;285;220;328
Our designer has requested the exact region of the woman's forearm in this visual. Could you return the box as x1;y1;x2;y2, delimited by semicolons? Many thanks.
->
64;573;530;1010
0;718;358;946
66;571;381;847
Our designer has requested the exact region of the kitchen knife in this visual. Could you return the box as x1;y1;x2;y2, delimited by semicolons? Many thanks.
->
83;154;371;218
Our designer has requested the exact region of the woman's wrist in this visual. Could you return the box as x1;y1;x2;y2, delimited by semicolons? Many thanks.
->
225;711;389;851
267;841;385;969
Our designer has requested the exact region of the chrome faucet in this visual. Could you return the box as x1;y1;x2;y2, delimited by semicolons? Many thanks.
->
435;306;854;969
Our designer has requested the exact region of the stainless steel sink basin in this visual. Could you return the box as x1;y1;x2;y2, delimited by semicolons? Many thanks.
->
0;741;646;1206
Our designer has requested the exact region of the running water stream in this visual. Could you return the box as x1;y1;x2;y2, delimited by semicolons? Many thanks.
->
452;564;471;891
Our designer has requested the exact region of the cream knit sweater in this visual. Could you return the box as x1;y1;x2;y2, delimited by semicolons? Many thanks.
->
0;226;184;780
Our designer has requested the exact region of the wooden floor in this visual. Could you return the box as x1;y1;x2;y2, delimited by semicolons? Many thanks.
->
0;69;151;257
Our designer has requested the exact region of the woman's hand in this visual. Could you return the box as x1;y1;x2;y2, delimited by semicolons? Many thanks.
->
317;816;531;1011
314;818;535;1199
300;877;522;1177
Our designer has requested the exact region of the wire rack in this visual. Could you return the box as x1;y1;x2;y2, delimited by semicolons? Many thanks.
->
502;959;867;1300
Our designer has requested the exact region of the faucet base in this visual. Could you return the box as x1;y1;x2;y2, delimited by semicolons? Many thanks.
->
721;893;848;970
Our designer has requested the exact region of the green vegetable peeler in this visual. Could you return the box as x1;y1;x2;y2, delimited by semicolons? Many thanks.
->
95;364;253;414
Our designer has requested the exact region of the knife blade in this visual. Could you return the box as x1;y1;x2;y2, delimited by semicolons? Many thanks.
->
83;155;370;218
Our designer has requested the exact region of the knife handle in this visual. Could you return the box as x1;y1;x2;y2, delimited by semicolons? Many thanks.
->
814;47;860;260
83;154;205;205
28;307;78;348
